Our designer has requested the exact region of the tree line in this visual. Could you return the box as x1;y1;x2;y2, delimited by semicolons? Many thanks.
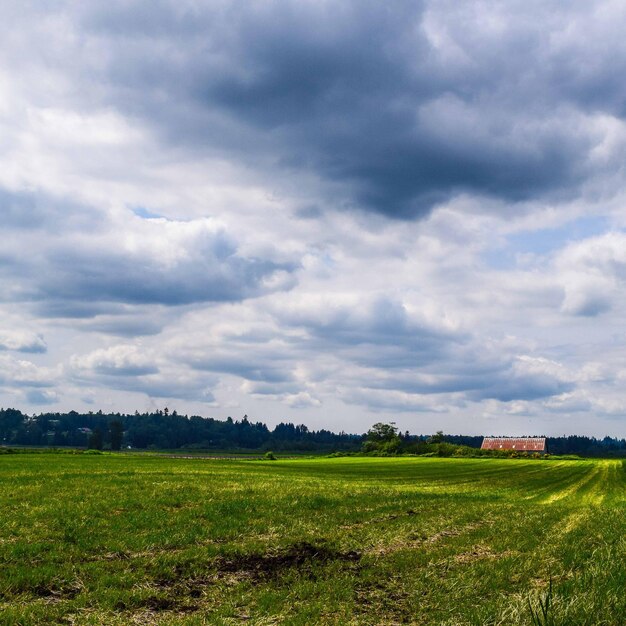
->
0;408;360;451
0;408;625;456
361;423;626;457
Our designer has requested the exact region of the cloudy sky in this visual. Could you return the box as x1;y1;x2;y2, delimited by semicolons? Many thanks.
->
2;1;626;436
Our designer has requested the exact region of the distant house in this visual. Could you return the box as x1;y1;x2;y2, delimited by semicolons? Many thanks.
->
481;437;547;454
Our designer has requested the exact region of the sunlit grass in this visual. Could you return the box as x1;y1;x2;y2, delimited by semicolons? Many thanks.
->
0;455;624;624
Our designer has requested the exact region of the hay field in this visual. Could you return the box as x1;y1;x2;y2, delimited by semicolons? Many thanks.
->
1;454;625;625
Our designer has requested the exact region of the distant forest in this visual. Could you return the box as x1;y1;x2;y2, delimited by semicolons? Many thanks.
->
1;407;625;457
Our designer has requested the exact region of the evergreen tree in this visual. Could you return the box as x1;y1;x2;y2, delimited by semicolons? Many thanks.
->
109;420;124;451
88;428;104;450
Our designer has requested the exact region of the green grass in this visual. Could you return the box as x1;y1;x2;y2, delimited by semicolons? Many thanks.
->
0;455;624;625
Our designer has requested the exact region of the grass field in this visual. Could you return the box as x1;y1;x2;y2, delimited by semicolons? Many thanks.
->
1;455;625;625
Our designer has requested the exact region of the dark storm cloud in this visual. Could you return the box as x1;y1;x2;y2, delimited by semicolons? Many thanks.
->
70;0;622;218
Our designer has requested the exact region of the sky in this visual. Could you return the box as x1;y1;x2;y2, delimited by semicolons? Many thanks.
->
2;1;626;436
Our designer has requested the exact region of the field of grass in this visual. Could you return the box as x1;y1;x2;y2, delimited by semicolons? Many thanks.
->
0;454;625;625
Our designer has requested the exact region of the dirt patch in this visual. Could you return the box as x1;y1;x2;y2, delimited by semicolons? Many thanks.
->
31;580;83;601
214;541;362;580
111;542;363;616
148;541;362;599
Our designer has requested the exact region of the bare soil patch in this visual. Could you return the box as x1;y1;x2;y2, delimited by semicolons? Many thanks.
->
214;541;361;580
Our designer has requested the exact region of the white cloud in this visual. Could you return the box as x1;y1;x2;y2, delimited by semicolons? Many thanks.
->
556;232;626;316
0;329;47;353
1;0;626;436
71;344;158;377
0;354;59;389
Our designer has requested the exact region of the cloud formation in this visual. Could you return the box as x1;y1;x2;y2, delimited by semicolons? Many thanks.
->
63;1;626;217
0;330;47;354
1;1;626;435
0;188;297;317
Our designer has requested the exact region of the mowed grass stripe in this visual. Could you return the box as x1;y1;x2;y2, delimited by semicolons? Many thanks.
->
540;460;603;505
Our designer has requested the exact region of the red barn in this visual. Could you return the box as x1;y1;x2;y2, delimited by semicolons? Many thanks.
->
481;437;547;454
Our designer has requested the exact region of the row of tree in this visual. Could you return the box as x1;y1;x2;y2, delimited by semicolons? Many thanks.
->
1;409;625;456
0;408;360;451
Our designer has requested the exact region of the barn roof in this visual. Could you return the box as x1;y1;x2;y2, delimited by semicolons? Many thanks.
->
481;437;546;451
